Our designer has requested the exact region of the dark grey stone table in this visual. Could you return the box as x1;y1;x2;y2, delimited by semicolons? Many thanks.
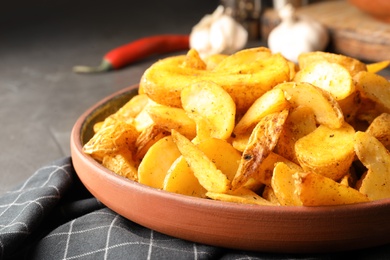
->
0;0;218;194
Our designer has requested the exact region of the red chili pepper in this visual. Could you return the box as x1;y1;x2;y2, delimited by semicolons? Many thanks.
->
73;34;190;73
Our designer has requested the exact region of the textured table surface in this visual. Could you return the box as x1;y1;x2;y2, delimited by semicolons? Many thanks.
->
0;0;218;194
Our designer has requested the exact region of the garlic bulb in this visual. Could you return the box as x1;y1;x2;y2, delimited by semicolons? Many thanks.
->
267;4;329;63
190;5;248;58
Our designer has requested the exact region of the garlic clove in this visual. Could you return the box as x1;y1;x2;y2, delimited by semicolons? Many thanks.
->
267;4;329;63
190;5;248;58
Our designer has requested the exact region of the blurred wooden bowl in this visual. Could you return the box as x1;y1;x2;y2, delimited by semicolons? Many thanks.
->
348;0;390;23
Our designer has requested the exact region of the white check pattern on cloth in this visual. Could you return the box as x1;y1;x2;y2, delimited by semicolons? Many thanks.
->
31;208;215;260
0;157;73;259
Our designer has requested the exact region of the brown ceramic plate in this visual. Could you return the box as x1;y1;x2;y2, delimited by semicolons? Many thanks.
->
70;85;390;253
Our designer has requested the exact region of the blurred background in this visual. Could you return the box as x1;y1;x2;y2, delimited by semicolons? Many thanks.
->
0;0;388;195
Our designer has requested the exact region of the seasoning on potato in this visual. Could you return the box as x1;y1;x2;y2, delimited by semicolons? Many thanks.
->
83;47;390;207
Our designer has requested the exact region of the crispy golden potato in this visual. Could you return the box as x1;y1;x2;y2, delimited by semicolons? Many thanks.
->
354;71;390;114
137;135;181;189
366;113;390;151
135;124;171;161
294;171;370;206
140;48;290;113
163;137;240;197
366;60;390;74
262;186;281;205
275;82;344;129
275;106;317;164
85;47;390;207
298;51;367;76
94;94;150;133
83;120;139;162
181;81;236;140
182;48;207;70
355;131;390;200
171;130;230;193
231;131;252;152
163;156;207;198
206;187;274;206
102;151;138;181
287;60;298;80
337;90;361;124
146;105;196;140
232;110;289;190
271;162;303;206
212;47;272;73
294;61;355;101
251;152;302;187
295;122;355;181
116;93;150;120
196;138;241;182
133;103;155;132
233;88;289;135
203;54;228;70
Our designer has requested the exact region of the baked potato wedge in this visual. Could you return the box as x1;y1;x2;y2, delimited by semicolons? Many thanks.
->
355;131;390;200
294;171;370;206
232;109;289;190
275;82;344;129
171;130;230;193
181;81;235;140
295;122;355;181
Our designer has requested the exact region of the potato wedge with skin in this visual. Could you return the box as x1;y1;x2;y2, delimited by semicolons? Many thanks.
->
275;82;344;129
163;156;207;198
140;48;290;113
366;113;390;151
133;104;155;132
171;130;230;193
164;137;240;197
232;109;289;190
115;94;150;120
234;88;290;135
295;122;355;181
94;94;150;133
287;60;298;80
182;48;207;70
294;171;370;206
102;151;138;181
135;124;171;161
212;47;272;73
337;90;361;124
275;106;317;164
231;131;251;152
138;135;181;189
355;131;390;200
354;71;390;114
252;152;302;186
298;51;367;76
181;81;236;140
196;138;241;182
294;61;355;101
271;162;303;206
83;120;139;162
206;187;274;206
146;105;197;140
189;114;213;144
